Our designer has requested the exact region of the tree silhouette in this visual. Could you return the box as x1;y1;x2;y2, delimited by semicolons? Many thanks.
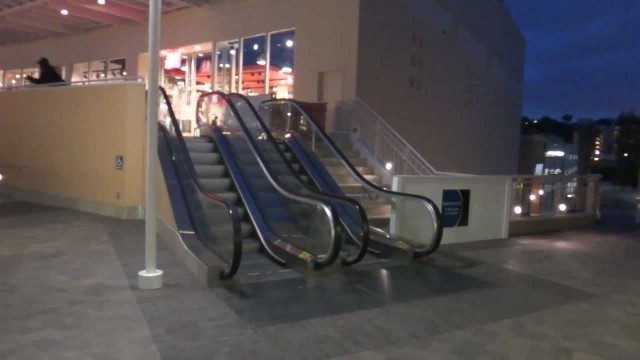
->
561;114;573;123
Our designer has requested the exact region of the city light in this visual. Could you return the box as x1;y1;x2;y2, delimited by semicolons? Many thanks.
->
594;157;600;161
624;153;629;157
513;206;523;215
60;9;69;15
558;203;568;212
385;162;393;171
545;150;565;157
594;150;600;155
538;189;545;196
529;194;537;201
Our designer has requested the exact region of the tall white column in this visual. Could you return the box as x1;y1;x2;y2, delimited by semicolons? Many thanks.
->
138;0;164;290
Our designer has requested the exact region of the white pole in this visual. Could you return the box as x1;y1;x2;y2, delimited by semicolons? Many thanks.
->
138;0;164;290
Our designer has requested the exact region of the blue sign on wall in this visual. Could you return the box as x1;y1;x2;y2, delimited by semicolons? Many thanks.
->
442;190;470;228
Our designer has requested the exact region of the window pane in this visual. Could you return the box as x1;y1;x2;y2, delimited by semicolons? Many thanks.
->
242;35;267;96
269;29;295;99
6;70;23;87
89;60;107;80
72;62;90;82
195;52;212;92
215;40;240;93
108;58;127;79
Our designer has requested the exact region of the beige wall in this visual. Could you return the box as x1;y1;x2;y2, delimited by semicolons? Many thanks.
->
356;0;525;175
0;0;360;102
0;83;146;217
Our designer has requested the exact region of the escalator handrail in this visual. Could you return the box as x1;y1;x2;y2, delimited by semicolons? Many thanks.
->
197;91;342;268
226;93;370;265
261;99;444;256
159;87;242;278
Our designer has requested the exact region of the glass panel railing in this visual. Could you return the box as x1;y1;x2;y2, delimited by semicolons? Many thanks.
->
259;100;443;257
159;87;242;279
197;92;343;268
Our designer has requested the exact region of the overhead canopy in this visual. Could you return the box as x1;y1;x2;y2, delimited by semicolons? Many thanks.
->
0;0;211;46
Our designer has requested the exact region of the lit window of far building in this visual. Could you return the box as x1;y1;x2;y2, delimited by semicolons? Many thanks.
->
269;29;295;99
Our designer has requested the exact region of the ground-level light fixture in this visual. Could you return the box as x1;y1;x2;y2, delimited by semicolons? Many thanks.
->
558;203;567;212
385;162;393;171
513;206;523;215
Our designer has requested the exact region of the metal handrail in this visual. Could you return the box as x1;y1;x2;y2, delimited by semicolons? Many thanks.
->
197;91;343;269
261;99;444;257
228;93;370;266
159;87;243;279
336;98;439;176
0;76;145;91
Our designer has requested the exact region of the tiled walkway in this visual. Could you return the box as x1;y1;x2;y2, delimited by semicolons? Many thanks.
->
1;199;639;359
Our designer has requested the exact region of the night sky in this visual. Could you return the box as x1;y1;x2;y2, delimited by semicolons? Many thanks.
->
505;0;640;120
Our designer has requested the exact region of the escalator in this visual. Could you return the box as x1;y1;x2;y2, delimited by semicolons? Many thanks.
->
159;88;370;280
257;99;444;258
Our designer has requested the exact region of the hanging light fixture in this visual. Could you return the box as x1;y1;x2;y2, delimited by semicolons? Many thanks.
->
256;54;266;66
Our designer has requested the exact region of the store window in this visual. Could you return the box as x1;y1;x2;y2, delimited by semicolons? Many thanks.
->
242;35;267;96
72;58;126;83
72;62;90;82
215;40;240;93
269;29;295;99
108;58;127;79
160;43;213;136
215;29;295;98
5;70;23;87
90;60;108;80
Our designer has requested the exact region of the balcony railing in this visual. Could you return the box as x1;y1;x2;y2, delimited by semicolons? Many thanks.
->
0;76;144;91
510;174;602;220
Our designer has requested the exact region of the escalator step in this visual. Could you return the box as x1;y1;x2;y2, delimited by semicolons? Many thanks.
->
216;192;239;203
190;152;221;165
186;142;215;153
200;178;232;192
184;137;211;143
195;165;226;178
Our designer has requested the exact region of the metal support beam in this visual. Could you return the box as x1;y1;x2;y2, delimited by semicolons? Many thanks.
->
138;0;163;290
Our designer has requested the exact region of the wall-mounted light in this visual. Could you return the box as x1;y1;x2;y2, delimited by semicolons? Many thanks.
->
513;206;523;215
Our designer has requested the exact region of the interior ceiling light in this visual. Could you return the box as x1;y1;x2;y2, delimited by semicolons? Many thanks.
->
256;55;266;66
194;45;202;51
285;40;294;47
281;66;293;73
60;9;69;15
97;0;106;5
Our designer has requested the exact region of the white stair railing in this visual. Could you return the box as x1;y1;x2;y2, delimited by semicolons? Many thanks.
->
334;98;441;176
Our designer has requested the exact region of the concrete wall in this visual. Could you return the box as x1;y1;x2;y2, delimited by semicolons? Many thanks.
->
0;83;146;218
0;0;360;102
356;0;525;175
392;175;512;244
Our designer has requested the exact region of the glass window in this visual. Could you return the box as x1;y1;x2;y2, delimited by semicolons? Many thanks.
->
242;35;267;96
108;58;127;79
5;70;23;87
72;62;90;82
269;29;295;99
215;40;240;93
89;60;108;80
195;52;212;92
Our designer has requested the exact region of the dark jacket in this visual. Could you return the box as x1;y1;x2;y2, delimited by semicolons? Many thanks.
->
27;64;65;84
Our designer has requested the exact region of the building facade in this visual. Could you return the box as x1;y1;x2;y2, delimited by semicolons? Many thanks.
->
0;0;525;175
